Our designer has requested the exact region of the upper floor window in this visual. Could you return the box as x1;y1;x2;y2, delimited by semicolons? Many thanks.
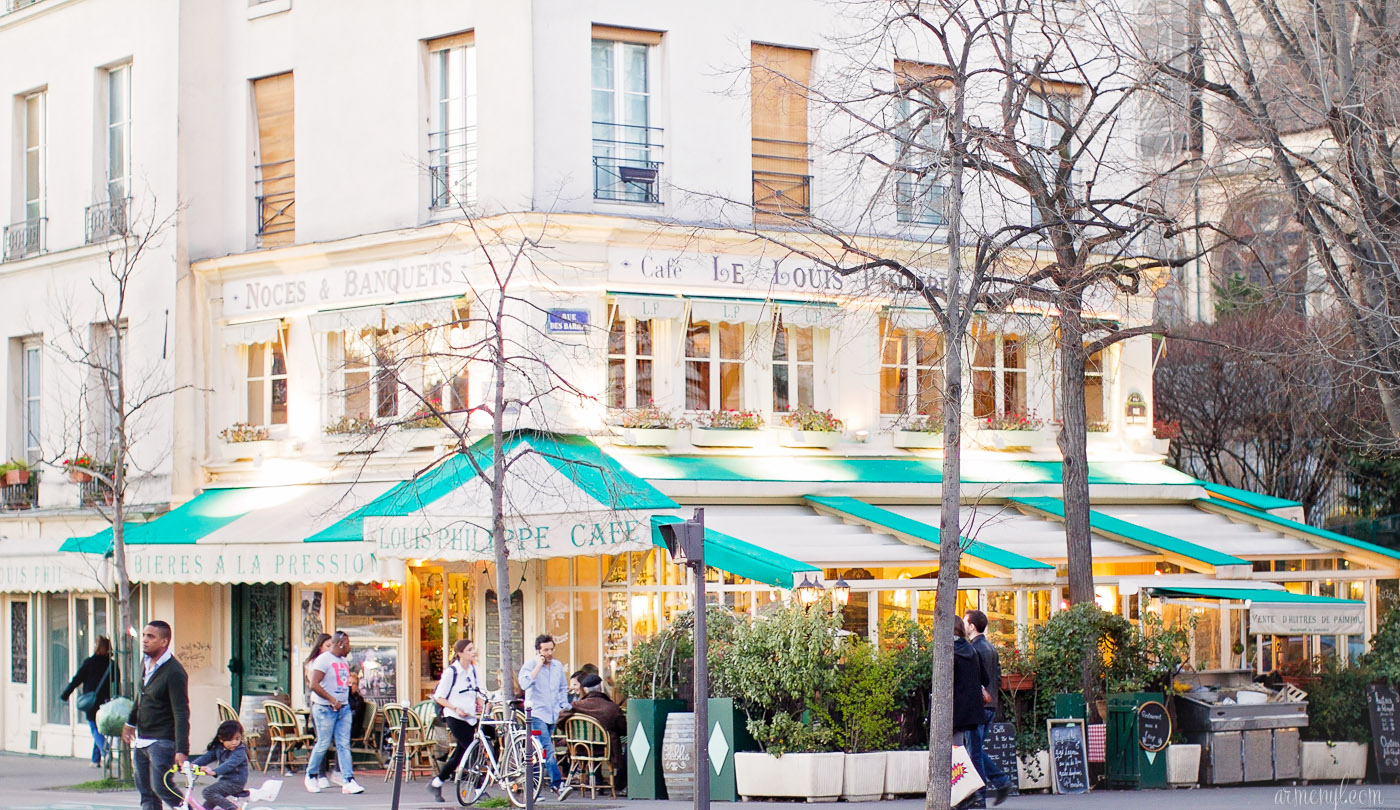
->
772;319;814;412
4;90;46;262
608;316;654;409
427;32;477;211
971;327;1026;420
105;64;131;202
252;72;295;246
332;320;468;422
1085;349;1106;425
879;317;943;416
893;61;948;227
751;44;812;222
20;338;41;465
685;320;744;411
1023;85;1082;223
246;328;289;427
591;26;662;204
96;323;124;460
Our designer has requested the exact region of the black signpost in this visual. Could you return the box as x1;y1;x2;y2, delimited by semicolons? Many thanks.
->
1366;684;1400;781
1048;718;1090;794
1138;701;1171;753
983;722;1021;797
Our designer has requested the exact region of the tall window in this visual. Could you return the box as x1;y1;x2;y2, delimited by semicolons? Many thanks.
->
105;64;131;203
751;44;812;221
98;325;124;460
246;328;288;427
894;61;948;226
685;320;743;411
21;340;40;465
23;91;44;223
252;72;295;246
1023;88;1080;223
772;320;814;411
879;318;943;415
334;325;468;421
1085;349;1105;424
972;328;1027;420
592;27;661;203
427;33;477;210
608;317;653;409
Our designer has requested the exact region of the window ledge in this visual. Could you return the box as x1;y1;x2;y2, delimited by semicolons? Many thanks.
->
247;0;291;20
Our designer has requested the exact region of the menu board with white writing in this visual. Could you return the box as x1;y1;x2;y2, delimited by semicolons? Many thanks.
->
1048;719;1090;794
1367;684;1400;777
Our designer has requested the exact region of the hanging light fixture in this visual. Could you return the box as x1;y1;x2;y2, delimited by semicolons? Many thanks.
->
831;576;851;607
796;575;822;605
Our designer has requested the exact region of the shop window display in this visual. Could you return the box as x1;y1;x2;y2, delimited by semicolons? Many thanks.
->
337;582;401;705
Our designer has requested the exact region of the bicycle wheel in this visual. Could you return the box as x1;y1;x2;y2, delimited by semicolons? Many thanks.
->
455;741;489;806
501;730;548;808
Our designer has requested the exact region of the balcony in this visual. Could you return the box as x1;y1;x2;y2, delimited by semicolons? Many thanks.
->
592;123;664;204
255;158;295;243
427;125;478;210
2;218;44;262
1;475;38;511
752;137;812;219
85;197;131;243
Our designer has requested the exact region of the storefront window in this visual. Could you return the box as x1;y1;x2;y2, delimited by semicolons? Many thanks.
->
416;568;445;684
1378;579;1399;627
876;589;911;637
986;590;1016;648
11;600;29;684
336;583;401;705
45;593;69;725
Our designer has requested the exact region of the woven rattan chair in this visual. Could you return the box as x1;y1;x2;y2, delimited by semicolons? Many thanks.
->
216;701;262;771
382;703;436;782
562;715;616;798
350;699;383;768
262;700;314;775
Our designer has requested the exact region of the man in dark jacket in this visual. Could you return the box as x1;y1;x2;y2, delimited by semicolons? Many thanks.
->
557;673;628;792
953;616;990;809
965;610;1011;806
122;621;190;810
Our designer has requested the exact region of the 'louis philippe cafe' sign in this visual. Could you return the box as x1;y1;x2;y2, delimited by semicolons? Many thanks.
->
366;513;651;561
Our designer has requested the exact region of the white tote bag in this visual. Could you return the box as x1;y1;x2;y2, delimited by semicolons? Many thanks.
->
951;743;986;806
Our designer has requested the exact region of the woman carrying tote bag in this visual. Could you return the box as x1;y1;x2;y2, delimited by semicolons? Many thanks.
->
61;635;118;767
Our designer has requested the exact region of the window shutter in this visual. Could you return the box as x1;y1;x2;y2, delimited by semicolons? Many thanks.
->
253;72;295;246
751;44;813;221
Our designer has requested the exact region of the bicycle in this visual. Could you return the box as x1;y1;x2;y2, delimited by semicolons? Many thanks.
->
449;707;548;807
165;762;283;810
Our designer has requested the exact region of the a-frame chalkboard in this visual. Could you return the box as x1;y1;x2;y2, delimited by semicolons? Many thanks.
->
1048;718;1091;794
1367;683;1400;781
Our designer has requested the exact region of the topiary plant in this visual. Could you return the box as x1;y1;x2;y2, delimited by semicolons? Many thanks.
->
832;639;899;753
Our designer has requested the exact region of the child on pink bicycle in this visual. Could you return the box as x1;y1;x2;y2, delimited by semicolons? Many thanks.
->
189;720;250;810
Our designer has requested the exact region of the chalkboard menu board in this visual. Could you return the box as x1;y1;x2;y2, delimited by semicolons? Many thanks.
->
1138;701;1171;753
984;722;1020;797
1048;718;1090;794
1367;684;1400;777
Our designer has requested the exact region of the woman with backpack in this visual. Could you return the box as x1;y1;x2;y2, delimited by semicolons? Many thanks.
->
426;638;486;803
60;635;117;766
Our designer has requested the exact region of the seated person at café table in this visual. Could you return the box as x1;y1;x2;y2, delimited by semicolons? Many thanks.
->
558;673;627;791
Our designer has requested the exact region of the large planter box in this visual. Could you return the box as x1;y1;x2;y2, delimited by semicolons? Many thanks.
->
892;431;944;450
1018;751;1050;791
217;439;280;462
735;751;844;802
1300;741;1367;782
1166;743;1201;787
382;428;445;455
883;749;928;796
842;751;886;801
615;427;680;447
777;429;841;449
1152;438;1173;454
978;429;1043;450
322;433;377;454
627;698;686;799
691;428;762;448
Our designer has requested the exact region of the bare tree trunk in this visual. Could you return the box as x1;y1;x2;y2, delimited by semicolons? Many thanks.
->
491;294;517;696
1058;291;1094;606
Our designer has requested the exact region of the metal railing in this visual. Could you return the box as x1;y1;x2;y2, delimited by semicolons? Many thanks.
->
896;176;946;226
592;123;664;204
78;477;112;508
427;125;478;210
255;158;295;241
85;196;131;243
752;137;812;218
1;475;38;511
2;218;44;262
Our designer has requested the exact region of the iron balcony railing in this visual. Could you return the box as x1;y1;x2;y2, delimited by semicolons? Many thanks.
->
1;474;38;511
85;196;132;243
896;176;947;226
752;137;812;218
255;158;295;241
2;218;44;262
3;0;40;13
592;122;664;204
427;124;478;210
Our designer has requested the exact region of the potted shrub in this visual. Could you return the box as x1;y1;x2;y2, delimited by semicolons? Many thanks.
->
891;416;945;450
1152;419;1179;455
64;455;96;484
833;641;897;800
1;459;29;486
778;407;844;449
322;415;377;453
977;411;1045;450
1299;654;1370;781
691;410;765;448
217;422;278;461
877;617;936;795
612;403;686;447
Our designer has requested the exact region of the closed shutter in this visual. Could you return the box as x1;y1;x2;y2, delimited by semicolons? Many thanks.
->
750;44;812;222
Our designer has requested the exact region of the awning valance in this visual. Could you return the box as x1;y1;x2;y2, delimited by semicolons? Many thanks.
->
221;319;282;346
777;301;840;328
1144;585;1366;635
611;293;686;322
884;307;938;332
648;515;819;590
689;298;772;325
307;297;456;333
1;540;110;593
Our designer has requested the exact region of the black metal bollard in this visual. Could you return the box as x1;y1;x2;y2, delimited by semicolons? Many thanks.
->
389;705;410;810
524;706;536;810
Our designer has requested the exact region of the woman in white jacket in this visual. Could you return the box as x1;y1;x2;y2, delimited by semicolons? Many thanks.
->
427;639;486;803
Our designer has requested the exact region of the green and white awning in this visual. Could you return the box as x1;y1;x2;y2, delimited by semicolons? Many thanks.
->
1144;584;1366;635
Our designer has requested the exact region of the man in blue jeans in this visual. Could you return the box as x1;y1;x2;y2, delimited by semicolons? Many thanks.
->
305;631;365;795
965;610;1011;807
122;621;190;810
518;634;570;795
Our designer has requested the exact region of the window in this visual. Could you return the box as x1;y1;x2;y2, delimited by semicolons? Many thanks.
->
44;593;68;725
5;90;45;261
252;72;294;246
246;328;288;427
971;328;1027;420
772;320;814;411
1023;87;1081;223
894;61;948;226
21;339;40;464
751;44;812;221
427;33;477;210
685;320;744;411
105;64;131;203
879;318;943;415
333;323;468;421
1085;349;1105;425
608;317;654;409
96;324;124;461
592;27;662;203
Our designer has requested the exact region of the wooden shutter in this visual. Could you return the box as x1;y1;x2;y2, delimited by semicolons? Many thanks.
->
253;72;295;246
751;44;812;221
591;24;663;45
427;30;475;52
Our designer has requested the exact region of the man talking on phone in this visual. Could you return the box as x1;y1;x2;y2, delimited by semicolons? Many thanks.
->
518;634;569;795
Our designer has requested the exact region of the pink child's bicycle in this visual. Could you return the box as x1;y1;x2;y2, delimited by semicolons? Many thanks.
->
166;762;283;810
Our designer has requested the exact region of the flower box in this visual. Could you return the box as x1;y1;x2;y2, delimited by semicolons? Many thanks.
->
381;428;446;455
735;751;844;801
68;469;94;484
892;431;944;450
217;439;281;462
691;428;761;448
1001;673;1035;691
1152;438;1172;454
882;749;928;796
842;751;886;801
322;432;377;454
3;469;29;486
1300;741;1367;782
978;429;1043;450
1086;432;1119;452
616;428;680;447
1165;743;1201;787
777;429;840;449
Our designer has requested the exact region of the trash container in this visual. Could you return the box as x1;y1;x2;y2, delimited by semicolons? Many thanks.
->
1106;692;1168;789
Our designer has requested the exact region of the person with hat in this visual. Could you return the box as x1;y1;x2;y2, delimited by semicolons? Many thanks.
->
557;673;628;793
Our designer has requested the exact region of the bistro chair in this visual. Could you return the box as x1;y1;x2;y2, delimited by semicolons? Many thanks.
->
562;715;616;798
216;700;262;770
382;703;436;782
262;700;314;775
350;699;383;769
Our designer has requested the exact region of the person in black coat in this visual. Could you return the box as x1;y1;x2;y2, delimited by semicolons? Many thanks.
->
952;617;990;808
60;635;118;766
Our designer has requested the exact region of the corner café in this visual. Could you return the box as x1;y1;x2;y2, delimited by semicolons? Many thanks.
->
49;433;1389;752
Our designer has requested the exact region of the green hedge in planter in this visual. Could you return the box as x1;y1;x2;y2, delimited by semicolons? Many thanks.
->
1299;654;1370;743
616;606;742;705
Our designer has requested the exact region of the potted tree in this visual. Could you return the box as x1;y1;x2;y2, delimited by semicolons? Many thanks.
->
216;422;278;461
691;410;765;448
977;411;1045;450
891;416;945;450
612;403;686;447
879;617;935;796
833;640;896;800
778;407;844;449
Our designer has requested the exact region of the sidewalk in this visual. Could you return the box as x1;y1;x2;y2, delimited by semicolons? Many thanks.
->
0;752;1397;810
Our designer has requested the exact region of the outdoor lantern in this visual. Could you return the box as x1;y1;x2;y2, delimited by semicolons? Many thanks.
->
796;575;823;605
1124;392;1148;426
831;576;851;607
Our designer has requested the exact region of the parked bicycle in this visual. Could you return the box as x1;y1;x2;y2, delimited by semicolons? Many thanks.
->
450;705;548;807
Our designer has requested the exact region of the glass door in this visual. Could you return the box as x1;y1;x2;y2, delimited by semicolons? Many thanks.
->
45;593;70;725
